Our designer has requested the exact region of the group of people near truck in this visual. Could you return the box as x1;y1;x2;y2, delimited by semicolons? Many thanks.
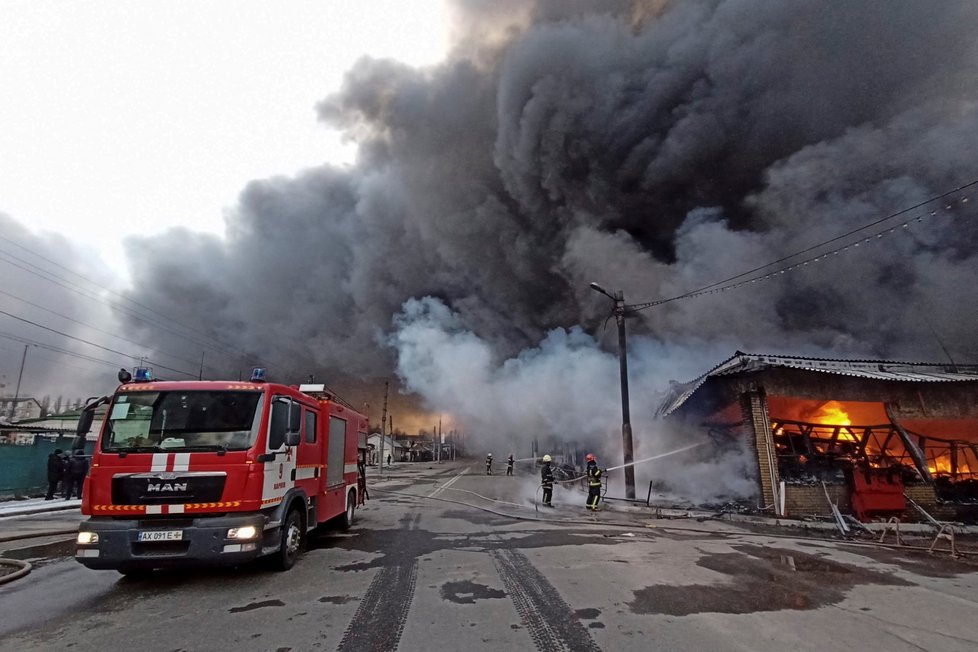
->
45;448;89;500
485;452;604;510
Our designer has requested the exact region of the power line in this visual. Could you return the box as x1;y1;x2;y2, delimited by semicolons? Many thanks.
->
626;180;978;314
0;309;198;378
0;330;123;369
0;239;240;356
0;287;210;369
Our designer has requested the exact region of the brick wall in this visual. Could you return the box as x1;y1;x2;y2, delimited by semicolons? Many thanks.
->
783;484;851;519
741;391;779;511
783;483;963;522
904;484;959;521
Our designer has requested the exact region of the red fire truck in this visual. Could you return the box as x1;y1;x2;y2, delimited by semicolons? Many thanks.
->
73;368;368;574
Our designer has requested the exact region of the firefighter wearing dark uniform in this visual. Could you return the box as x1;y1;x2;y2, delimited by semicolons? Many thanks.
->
585;453;602;510
506;454;514;476
486;453;493;475
541;454;554;506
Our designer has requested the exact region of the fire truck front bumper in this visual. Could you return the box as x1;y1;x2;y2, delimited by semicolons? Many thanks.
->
74;514;267;570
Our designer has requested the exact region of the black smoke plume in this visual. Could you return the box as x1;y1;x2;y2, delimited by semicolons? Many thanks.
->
122;0;978;461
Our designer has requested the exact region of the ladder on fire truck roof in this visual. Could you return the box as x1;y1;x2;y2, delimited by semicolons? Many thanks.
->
298;384;357;411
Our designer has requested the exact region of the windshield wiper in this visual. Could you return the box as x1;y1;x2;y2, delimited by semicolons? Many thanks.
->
182;444;231;455
103;444;164;457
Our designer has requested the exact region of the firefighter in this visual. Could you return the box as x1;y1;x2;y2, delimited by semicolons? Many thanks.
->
585;453;602;510
506;454;515;476
485;453;493;475
541;454;555;506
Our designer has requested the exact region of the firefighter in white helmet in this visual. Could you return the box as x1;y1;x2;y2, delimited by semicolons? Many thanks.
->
541;454;555;507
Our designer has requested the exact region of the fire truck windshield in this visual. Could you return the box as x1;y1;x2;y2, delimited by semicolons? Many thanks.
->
102;391;264;453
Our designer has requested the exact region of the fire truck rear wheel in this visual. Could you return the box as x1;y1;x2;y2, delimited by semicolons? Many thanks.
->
339;490;355;529
274;507;304;571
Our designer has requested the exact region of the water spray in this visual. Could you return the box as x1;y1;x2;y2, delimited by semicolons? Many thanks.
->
604;442;706;472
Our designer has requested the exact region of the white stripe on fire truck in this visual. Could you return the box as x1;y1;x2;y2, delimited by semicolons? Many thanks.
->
151;453;168;472
173;453;191;472
295;467;318;480
145;505;163;515
169;504;185;514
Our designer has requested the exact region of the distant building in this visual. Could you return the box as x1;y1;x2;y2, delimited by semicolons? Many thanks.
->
367;434;405;464
0;397;44;423
0;407;104;446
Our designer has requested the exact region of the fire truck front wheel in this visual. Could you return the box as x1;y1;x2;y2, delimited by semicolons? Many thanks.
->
273;508;304;571
339;489;356;529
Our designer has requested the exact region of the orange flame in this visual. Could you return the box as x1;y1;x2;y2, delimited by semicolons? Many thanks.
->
811;401;851;426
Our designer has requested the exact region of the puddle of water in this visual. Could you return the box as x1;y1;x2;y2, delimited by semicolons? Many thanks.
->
440;580;506;604
628;544;908;616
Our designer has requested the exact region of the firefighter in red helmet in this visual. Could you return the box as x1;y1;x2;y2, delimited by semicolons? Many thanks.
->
585;453;602;510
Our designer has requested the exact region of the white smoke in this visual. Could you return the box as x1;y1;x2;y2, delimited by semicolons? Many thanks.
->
389;296;758;504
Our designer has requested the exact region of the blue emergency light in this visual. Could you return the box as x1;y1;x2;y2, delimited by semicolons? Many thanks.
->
133;367;153;382
251;367;267;383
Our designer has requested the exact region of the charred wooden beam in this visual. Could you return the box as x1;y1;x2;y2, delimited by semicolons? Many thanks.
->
885;402;933;482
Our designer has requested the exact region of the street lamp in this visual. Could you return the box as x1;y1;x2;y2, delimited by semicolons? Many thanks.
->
589;282;636;499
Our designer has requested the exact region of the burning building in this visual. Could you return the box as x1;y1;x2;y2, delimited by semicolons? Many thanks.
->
658;353;978;523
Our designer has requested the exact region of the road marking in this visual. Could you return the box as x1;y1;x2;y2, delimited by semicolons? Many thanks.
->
428;468;467;498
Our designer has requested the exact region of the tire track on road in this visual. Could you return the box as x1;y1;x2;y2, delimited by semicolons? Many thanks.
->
490;548;602;652
335;514;421;652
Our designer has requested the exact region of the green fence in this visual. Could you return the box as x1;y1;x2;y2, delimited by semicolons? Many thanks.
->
0;437;85;496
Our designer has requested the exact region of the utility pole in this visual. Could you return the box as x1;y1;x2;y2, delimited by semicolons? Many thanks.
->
438;418;443;462
589;283;636;499
198;351;205;380
379;381;389;470
8;344;29;420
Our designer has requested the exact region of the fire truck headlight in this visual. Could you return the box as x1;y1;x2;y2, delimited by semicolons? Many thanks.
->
77;532;99;545
227;526;259;540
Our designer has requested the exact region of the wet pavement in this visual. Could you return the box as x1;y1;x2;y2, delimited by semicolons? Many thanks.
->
1;460;977;651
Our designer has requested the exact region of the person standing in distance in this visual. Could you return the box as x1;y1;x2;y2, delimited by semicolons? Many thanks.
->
45;448;65;500
585;453;602;510
541;454;555;507
485;453;493;475
506;454;514;476
64;449;89;500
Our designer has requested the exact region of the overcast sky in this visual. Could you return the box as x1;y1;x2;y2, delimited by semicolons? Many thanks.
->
0;0;449;276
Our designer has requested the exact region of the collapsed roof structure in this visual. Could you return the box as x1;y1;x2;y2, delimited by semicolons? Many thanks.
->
658;353;978;523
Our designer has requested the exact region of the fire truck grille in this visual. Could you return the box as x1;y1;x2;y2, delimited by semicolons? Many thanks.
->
112;474;226;505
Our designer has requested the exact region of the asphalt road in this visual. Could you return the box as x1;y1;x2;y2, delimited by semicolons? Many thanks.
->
2;461;978;651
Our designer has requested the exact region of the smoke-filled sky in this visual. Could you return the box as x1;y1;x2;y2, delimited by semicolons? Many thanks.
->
4;1;978;498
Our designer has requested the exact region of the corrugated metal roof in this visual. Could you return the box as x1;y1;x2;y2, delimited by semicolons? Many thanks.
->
657;352;978;417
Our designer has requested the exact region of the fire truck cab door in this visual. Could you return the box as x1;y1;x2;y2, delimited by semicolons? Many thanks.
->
262;396;299;507
295;408;324;517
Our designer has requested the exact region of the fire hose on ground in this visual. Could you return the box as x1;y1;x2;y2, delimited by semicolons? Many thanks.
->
0;558;32;585
372;486;973;557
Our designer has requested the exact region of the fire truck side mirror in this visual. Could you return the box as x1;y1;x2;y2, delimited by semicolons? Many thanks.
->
76;410;94;439
284;431;301;448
